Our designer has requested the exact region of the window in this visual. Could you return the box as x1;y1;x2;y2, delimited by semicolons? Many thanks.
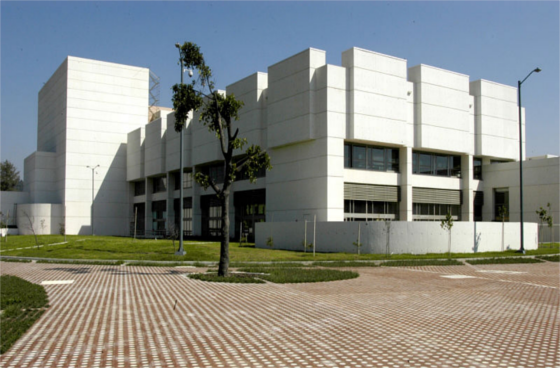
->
417;153;432;175
412;203;461;221
174;171;193;190
413;151;461;177
344;200;399;221
201;195;222;237
152;177;167;193
494;188;509;222
473;158;482;180
368;147;385;171
344;143;399;173
436;155;449;176
199;164;224;184
184;172;193;188
344;144;352;168
474;191;484;222
134;181;145;196
352;146;366;169
238;166;266;181
151;201;166;233
173;198;193;236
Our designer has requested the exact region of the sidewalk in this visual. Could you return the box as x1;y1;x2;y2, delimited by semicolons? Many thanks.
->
1;261;558;368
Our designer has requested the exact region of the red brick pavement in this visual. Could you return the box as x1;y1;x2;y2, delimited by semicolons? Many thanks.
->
0;261;558;368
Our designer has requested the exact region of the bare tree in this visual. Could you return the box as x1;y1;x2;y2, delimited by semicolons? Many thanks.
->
22;211;39;247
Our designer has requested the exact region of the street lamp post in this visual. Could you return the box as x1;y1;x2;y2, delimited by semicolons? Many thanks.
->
174;43;189;256
86;165;99;236
517;67;541;254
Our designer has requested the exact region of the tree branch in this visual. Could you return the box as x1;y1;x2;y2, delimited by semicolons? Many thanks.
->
235;149;268;172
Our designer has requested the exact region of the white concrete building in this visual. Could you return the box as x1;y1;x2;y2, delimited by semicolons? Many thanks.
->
10;56;149;236
3;47;558;247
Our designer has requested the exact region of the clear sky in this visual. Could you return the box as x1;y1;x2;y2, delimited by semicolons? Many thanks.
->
1;1;558;174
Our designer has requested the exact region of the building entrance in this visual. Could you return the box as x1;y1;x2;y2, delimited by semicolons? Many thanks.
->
234;189;266;243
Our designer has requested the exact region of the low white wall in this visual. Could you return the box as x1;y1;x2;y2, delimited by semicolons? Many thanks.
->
17;204;64;235
256;221;538;254
0;228;18;237
0;191;30;226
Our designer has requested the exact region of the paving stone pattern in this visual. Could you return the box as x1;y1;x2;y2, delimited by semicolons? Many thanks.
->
0;261;558;368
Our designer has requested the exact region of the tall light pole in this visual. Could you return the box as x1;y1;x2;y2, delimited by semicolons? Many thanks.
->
517;67;541;254
174;43;191;256
86;165;99;236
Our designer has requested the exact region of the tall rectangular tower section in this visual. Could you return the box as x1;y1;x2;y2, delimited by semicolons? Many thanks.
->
470;80;521;160
408;64;473;155
63;57;149;235
342;47;411;147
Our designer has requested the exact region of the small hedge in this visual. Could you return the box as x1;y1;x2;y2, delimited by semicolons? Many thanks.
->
188;273;266;284
1;275;49;354
381;259;463;267
189;267;359;284
535;255;560;262
229;262;309;268
237;267;359;284
466;257;544;265
0;258;32;263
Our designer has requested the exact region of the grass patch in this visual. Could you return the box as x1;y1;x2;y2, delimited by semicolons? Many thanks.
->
466;257;544;265
1;275;49;354
312;261;379;268
188;273;266;284
535;255;560;262
236;267;359;284
0;258;32;263
381;259;463;267
230;262;310;268
1;235;558;264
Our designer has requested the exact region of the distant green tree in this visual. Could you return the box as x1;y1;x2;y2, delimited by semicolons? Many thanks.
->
172;42;271;277
0;160;20;191
536;203;554;247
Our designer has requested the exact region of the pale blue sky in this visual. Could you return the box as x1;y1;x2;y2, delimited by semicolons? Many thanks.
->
1;1;558;174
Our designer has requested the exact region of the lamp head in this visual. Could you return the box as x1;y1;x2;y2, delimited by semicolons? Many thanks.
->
534;67;541;73
175;43;181;49
188;69;193;78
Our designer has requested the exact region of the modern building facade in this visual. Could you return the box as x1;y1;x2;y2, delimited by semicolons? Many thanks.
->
5;47;558;243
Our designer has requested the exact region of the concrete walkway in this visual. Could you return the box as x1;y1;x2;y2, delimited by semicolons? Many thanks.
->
0;261;558;368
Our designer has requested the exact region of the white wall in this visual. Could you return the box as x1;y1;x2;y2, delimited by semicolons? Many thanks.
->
470;80;521;160
256;221;538;254
63;57;149;236
24;151;59;203
0;191;30;227
483;157;559;241
409;64;473;155
343;47;411;147
127;127;145;181
144;116;167;177
267;48;326;148
17;203;64;236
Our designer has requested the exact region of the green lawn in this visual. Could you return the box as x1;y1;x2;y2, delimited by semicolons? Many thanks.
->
0;235;558;263
0;275;49;354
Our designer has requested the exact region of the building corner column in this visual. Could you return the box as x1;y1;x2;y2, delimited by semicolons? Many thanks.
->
462;154;474;221
400;146;413;221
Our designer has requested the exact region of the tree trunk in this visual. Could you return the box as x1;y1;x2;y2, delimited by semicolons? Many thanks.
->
218;193;230;276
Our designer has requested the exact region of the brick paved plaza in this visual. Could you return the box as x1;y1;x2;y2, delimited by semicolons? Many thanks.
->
0;261;558;368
